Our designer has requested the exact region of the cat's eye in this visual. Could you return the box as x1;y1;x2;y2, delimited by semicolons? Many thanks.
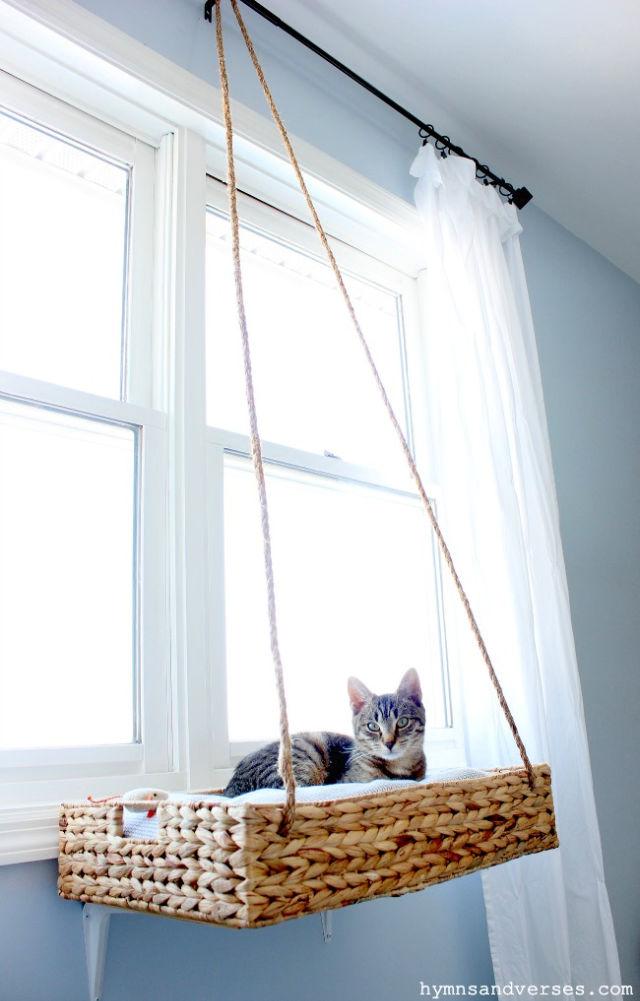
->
397;716;409;728
367;721;380;732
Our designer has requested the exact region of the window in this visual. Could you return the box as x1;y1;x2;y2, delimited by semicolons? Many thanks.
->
0;78;169;803
0;111;129;398
205;181;455;763
0;18;463;862
223;457;449;740
206;211;409;472
0;401;136;749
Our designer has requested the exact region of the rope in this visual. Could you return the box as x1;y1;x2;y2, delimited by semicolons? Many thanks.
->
214;0;297;833
216;0;535;791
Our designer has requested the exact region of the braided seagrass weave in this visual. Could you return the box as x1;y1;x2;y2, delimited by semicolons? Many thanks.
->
58;1;559;927
59;766;557;928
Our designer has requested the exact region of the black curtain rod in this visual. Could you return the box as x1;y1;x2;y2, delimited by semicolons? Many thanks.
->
204;0;532;210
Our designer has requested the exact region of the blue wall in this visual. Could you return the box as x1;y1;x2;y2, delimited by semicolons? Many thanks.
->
1;860;493;1001
2;0;639;996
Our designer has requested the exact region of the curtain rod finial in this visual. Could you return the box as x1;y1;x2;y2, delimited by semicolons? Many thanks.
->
512;186;533;210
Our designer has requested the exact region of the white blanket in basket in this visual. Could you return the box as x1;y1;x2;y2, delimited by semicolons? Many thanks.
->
123;767;487;839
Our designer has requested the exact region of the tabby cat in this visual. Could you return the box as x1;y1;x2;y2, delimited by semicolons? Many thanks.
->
223;668;426;796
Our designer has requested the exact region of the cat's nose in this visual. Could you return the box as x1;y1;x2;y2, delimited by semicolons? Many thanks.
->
384;739;395;750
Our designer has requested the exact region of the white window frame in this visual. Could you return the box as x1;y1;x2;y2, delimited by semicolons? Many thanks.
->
0;73;175;823
0;0;465;864
203;179;464;774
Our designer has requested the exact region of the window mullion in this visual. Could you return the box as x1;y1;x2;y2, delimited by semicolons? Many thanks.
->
138;422;172;772
206;443;230;770
165;128;213;790
409;270;435;477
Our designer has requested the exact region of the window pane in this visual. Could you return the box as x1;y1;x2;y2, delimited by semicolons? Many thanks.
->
0;399;136;748
206;211;409;471
224;456;448;742
0;111;128;398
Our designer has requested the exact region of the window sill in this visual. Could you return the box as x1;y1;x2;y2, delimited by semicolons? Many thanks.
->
0;766;194;866
0;803;60;866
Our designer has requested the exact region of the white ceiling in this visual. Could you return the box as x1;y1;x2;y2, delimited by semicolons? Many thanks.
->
260;0;640;284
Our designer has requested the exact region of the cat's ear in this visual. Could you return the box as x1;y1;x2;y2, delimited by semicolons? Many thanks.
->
397;668;422;705
347;676;373;714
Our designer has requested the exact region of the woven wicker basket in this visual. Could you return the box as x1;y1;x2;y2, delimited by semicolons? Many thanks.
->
58;763;557;928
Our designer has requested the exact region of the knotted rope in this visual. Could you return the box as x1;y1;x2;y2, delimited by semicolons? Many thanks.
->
214;0;535;834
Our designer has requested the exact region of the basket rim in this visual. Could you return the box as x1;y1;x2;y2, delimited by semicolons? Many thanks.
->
59;762;552;815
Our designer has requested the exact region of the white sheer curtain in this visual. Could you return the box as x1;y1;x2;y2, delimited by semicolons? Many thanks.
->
411;143;620;989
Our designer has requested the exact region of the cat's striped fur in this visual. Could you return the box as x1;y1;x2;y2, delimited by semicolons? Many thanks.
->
223;669;426;796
